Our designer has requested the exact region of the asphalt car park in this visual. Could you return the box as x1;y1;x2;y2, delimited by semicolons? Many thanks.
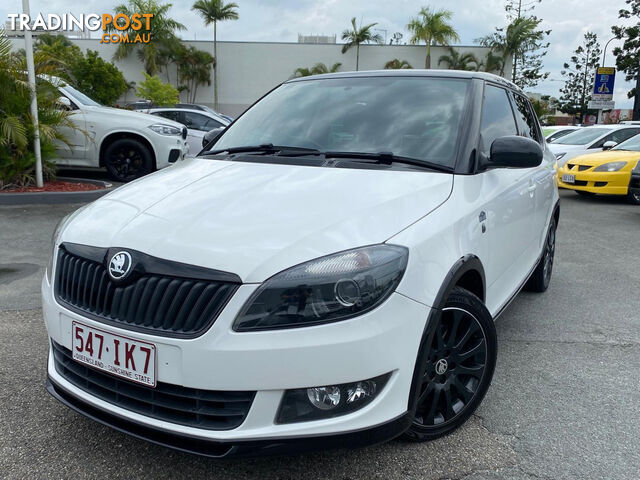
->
1;189;639;479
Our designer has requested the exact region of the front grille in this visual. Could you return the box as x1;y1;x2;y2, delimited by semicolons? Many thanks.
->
54;244;239;338
573;180;588;186
52;341;255;430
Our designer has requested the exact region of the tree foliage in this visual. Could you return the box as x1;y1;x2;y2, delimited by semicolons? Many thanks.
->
136;73;179;106
612;0;640;106
438;47;480;71
0;32;75;188
341;17;383;71
175;46;215;102
477;1;549;88
407;7;459;69
292;62;342;78
558;32;601;123
110;0;185;75
71;51;128;105
384;59;412;69
192;0;239;109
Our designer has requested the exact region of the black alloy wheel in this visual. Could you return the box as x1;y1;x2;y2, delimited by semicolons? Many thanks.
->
525;217;557;293
627;187;640;205
405;287;497;441
103;138;153;182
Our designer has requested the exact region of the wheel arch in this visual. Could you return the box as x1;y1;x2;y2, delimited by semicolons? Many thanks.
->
99;131;157;169
406;254;486;414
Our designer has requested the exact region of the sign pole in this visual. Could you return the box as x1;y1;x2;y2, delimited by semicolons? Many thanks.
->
22;0;43;188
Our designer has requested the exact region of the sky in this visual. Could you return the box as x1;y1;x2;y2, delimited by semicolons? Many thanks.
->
3;0;637;108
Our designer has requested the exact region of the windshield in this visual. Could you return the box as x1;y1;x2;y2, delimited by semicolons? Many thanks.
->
552;127;612;145
613;134;640;151
62;84;101;107
211;76;470;168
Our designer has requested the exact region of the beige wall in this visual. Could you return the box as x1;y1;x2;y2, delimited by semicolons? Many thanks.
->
9;38;512;117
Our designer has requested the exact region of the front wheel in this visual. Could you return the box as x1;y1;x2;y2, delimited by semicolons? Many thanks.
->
404;287;497;442
627;187;640;205
103;138;153;182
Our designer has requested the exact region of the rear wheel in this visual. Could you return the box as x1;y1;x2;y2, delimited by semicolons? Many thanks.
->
103;138;153;182
525;217;556;293
404;287;497;442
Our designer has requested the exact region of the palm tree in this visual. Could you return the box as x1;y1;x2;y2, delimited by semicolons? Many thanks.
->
341;17;383;71
407;7;460;69
175;46;215;102
477;17;542;80
292;62;341;78
110;0;185;75
384;59;412;69
192;0;239;110
437;47;480;71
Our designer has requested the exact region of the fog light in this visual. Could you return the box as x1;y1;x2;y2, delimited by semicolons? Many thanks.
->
307;386;341;410
276;372;391;424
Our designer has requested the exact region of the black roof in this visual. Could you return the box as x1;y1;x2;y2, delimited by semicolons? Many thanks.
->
286;69;522;93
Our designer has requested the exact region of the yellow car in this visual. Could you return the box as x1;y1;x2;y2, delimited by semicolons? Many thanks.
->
557;134;640;205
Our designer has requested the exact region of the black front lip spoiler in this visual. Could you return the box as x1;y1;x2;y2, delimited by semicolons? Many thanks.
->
46;375;412;458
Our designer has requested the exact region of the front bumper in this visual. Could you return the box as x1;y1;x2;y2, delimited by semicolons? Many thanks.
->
556;167;632;195
43;274;429;453
154;135;189;169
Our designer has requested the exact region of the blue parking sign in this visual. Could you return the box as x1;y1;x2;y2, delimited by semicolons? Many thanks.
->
593;67;615;99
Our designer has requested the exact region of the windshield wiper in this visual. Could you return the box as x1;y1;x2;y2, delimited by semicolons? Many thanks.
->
206;144;322;156
324;151;453;173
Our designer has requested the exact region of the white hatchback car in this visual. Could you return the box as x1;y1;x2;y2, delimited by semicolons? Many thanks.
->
549;125;640;166
147;108;230;155
43;71;558;457
54;82;189;182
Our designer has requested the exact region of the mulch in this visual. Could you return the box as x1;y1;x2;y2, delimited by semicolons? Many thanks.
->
0;180;105;193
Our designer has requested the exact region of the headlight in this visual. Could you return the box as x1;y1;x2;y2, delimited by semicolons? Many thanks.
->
46;206;89;284
555;152;566;160
148;124;182;136
593;161;627;172
234;245;409;331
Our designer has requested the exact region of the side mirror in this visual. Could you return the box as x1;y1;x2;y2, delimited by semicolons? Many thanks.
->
201;126;226;150
484;135;543;169
57;96;72;110
602;140;617;150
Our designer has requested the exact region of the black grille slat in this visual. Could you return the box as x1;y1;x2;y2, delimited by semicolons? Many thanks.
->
54;248;238;337
52;342;255;430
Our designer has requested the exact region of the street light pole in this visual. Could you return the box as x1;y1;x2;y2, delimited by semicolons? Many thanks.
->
22;0;43;188
602;37;615;66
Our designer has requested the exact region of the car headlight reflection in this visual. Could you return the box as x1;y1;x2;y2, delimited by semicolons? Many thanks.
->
233;245;409;331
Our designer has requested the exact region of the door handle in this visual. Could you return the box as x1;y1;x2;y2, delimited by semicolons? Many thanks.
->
527;185;537;192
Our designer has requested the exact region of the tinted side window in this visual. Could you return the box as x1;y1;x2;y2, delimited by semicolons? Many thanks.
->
512;93;540;142
591;128;640;148
183;112;213;132
480;85;518;155
153;110;181;123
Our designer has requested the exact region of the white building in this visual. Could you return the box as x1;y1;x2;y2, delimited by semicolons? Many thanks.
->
9;37;510;117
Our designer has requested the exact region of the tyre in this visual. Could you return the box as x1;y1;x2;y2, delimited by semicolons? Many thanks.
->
103;138;153;182
575;190;595;197
404;287;497;442
525;216;556;293
627;188;640;205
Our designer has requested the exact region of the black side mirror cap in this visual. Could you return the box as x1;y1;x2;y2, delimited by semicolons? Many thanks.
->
483;135;543;169
200;126;226;151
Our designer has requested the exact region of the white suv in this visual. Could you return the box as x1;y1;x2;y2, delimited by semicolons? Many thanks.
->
43;71;559;457
54;81;189;181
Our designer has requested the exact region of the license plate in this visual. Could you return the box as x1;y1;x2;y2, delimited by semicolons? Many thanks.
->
72;322;156;387
562;174;575;184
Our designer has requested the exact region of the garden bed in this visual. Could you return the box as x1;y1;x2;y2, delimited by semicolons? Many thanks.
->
0;180;106;193
0;177;114;205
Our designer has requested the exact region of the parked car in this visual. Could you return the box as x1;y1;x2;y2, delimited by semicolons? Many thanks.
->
548;125;640;166
44;70;558;457
147;108;230;154
54;82;189;182
125;100;154;111
543;126;579;143
630;161;640;201
557;134;640;204
175;103;234;122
